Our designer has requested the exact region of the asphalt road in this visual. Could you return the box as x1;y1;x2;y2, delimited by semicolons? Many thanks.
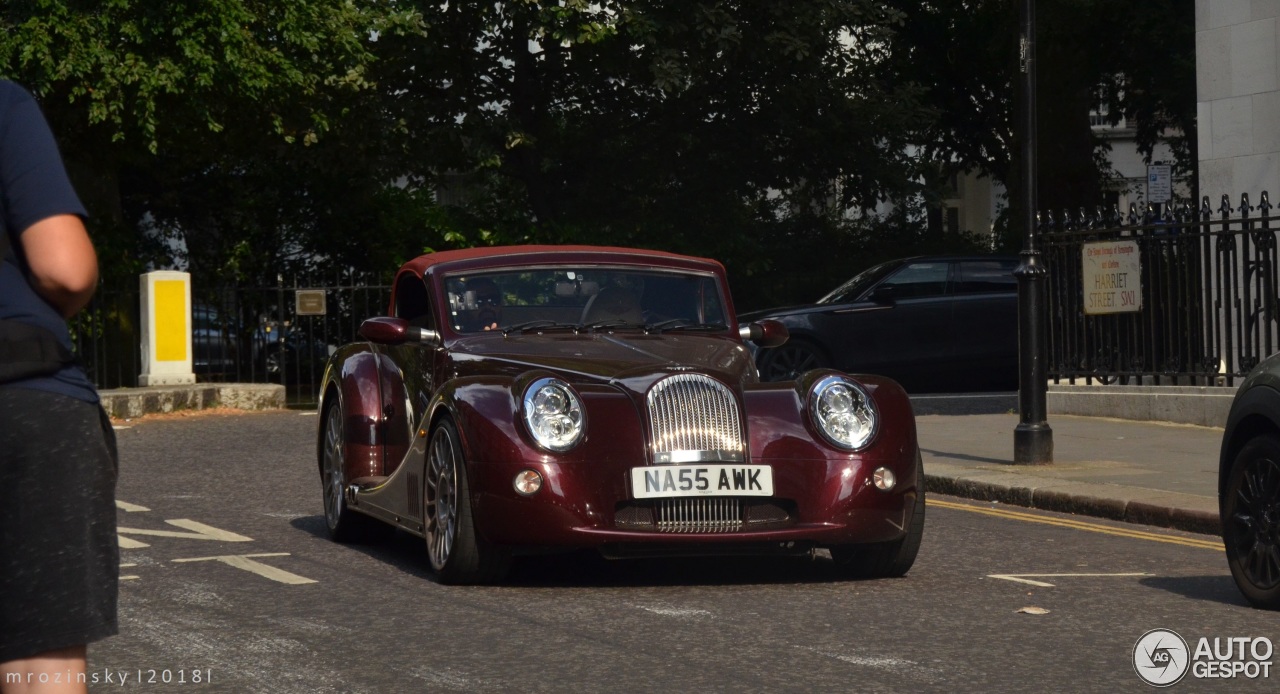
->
86;407;1274;693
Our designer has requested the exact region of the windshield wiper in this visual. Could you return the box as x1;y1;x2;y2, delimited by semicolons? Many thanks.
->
500;320;579;336
649;321;728;334
579;319;645;332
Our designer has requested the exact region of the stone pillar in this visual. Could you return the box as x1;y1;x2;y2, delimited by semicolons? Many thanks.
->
1197;2;1280;197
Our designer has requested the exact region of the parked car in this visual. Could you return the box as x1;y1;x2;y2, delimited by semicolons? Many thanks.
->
191;305;238;377
317;245;924;584
740;255;1019;392
1218;353;1280;610
251;319;335;383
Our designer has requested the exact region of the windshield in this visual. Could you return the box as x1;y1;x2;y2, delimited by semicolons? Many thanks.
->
816;259;904;304
444;267;728;334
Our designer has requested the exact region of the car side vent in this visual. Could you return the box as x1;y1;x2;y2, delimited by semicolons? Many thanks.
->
407;473;420;517
646;373;744;463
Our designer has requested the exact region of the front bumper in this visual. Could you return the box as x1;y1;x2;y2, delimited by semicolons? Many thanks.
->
471;448;920;551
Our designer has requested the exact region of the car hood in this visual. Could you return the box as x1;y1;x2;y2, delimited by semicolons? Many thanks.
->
450;332;757;387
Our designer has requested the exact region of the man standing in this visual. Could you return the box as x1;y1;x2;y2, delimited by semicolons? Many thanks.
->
0;80;118;693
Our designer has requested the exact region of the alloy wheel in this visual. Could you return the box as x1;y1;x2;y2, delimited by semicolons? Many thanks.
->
1227;454;1280;591
322;404;346;531
763;342;823;381
425;426;460;571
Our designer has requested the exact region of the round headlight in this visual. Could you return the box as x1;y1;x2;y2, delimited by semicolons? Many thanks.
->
522;378;585;452
809;376;877;450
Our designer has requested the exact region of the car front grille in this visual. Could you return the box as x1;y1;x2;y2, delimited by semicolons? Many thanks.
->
646;373;744;463
614;499;794;533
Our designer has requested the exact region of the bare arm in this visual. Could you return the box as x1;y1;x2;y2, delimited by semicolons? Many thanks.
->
18;214;98;318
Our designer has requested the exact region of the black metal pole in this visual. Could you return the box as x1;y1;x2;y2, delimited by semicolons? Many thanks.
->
1014;0;1053;464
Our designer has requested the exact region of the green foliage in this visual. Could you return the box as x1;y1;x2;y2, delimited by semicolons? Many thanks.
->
377;0;932;306
3;1;940;310
0;0;423;282
878;0;1196;242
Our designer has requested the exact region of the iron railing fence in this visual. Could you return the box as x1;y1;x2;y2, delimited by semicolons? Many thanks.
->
70;271;392;407
1043;193;1280;387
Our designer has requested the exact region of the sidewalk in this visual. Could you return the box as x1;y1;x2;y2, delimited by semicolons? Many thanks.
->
917;413;1223;535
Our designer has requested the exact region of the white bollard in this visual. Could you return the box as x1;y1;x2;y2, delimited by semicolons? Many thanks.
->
138;271;195;386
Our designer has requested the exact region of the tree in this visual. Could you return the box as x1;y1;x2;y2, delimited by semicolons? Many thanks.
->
373;0;937;307
5;2;959;310
0;0;422;282
877;0;1196;246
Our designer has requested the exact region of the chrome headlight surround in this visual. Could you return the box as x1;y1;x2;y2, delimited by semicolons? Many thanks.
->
522;377;585;452
808;375;878;451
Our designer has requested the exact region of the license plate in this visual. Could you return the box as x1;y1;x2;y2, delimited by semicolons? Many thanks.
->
631;465;773;499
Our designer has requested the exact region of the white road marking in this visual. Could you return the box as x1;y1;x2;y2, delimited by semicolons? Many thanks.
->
120;562;139;581
299;411;318;416
634;605;713;618
172;553;317;585
115;500;150;512
798;646;930;679
988;572;1153;587
117;519;254;549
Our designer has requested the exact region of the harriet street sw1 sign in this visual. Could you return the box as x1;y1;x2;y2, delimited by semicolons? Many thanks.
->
1082;240;1142;315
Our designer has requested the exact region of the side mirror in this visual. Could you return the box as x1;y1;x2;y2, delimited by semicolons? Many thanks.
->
738;319;789;348
359;317;440;347
869;285;898;304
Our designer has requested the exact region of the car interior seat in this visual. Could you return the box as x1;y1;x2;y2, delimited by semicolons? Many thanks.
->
580;286;644;324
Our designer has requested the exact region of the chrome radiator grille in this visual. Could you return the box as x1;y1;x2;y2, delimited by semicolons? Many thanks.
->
657;498;743;533
646;374;744;463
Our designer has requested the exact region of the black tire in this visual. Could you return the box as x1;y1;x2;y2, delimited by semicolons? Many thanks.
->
829;453;926;579
758;338;828;382
424;418;511;585
320;398;390;543
1223;434;1280;610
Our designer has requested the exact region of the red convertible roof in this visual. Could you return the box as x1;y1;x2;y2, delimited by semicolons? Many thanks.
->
399;244;725;277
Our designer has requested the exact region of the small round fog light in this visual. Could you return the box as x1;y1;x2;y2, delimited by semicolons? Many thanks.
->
872;467;896;491
514;469;543;495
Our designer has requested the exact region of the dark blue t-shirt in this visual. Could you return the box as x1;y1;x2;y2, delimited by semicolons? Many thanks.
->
0;80;98;403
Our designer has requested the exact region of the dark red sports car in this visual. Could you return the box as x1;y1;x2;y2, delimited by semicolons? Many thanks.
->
316;245;924;584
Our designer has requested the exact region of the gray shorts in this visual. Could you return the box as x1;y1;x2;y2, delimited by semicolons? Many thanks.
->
0;387;118;662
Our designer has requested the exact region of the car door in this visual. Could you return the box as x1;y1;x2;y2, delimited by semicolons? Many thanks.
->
947;258;1019;389
380;274;440;474
824;260;954;388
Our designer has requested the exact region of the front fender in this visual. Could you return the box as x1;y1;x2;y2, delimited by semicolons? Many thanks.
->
742;370;919;528
318;346;386;481
429;373;647;545
1220;383;1280;499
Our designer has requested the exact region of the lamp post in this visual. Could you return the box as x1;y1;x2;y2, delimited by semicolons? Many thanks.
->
1013;0;1053;464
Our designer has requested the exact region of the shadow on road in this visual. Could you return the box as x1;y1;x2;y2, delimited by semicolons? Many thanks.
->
1139;575;1251;608
291;515;910;588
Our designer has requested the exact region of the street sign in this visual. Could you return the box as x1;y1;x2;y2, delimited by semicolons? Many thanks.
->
1147;164;1172;204
295;289;327;316
1082;240;1142;315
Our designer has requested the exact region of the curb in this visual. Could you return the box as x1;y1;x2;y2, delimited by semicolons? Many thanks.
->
101;383;285;420
924;473;1222;536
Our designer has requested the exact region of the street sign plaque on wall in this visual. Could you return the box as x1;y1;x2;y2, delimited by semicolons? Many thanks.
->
1082;240;1142;315
295;289;327;316
1147;164;1172;204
